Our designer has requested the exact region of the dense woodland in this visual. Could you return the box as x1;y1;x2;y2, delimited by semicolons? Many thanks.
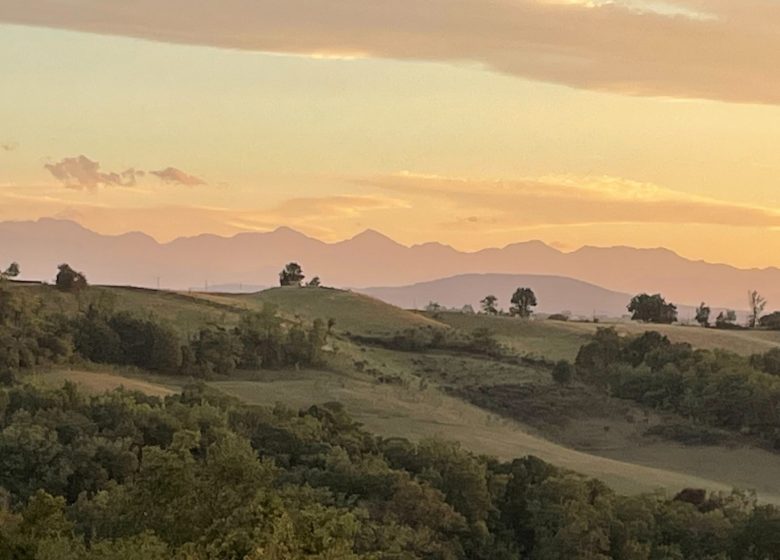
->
2;382;780;559
575;329;780;449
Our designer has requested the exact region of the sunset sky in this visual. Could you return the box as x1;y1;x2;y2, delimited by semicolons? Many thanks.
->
2;0;780;268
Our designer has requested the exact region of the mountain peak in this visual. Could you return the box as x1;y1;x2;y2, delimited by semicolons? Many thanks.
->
348;229;403;246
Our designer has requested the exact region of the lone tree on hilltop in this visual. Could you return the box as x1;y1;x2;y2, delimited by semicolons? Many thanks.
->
695;302;711;327
480;295;498;315
55;264;88;293
306;276;321;288
279;262;305;287
748;290;767;328
510;287;537;319
627;293;677;324
0;262;19;281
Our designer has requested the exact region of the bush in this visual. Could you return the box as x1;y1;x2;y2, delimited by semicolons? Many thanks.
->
551;360;574;385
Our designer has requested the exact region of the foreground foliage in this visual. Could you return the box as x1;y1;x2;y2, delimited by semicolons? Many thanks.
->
1;382;779;559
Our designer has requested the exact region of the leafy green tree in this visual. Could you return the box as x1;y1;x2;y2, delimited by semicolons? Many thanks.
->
627;293;677;324
510;288;537;319
695;302;711;327
190;326;242;376
480;295;498;315
55;264;88;293
279;262;305;287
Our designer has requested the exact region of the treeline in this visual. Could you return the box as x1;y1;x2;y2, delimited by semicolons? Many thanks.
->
1;381;779;559
0;285;327;380
575;328;780;449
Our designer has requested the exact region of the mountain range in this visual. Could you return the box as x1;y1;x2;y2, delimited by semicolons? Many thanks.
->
1;218;777;312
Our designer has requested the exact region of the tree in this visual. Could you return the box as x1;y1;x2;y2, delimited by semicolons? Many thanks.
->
627;293;677;324
461;304;475;314
510;287;537;319
306;276;321;288
425;301;442;313
748;290;767;328
55;264;87;293
552;360;574;385
715;309;738;329
480;295;498;315
278;262;305;287
759;311;780;330
695;302;711;327
0;262;19;281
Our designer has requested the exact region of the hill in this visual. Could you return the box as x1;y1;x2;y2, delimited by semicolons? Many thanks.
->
432;311;780;361
4;218;780;311
7;281;780;505
361;273;635;317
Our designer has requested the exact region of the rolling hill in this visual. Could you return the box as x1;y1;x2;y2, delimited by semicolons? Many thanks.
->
361;273;635;317
11;282;780;504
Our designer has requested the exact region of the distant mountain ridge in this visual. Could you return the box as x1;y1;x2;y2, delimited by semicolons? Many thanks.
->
360;274;718;319
0;218;776;311
360;274;633;317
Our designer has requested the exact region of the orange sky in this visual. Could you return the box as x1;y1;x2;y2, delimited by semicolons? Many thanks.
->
2;0;780;268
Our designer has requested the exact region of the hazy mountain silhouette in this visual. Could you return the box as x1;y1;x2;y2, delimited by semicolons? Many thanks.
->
360;274;633;317
1;218;776;311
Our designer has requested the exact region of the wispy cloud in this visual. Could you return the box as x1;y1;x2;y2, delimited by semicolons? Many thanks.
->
359;172;780;230
2;0;780;104
45;155;205;191
150;167;206;186
44;155;143;191
1;142;19;152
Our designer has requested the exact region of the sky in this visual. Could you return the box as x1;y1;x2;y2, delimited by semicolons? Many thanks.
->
2;0;780;268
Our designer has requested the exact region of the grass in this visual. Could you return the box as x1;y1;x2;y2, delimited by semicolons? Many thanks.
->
431;311;780;360
10;283;241;335
233;287;446;335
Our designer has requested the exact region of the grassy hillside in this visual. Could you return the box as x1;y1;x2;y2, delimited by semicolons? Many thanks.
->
432;311;780;360
10;282;242;335
231;286;446;335
13;281;780;505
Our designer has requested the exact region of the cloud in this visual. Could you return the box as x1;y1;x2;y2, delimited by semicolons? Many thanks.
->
150;167;206;186
359;172;780;230
44;155;143;190
1;142;19;152
45;156;206;191
2;0;780;104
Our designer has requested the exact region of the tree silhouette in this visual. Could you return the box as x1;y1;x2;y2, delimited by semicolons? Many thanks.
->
0;262;19;281
748;290;767;328
279;262;305;287
695;302;711;327
55;264;88;293
627;293;677;324
480;295;498;315
510;287;537;318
